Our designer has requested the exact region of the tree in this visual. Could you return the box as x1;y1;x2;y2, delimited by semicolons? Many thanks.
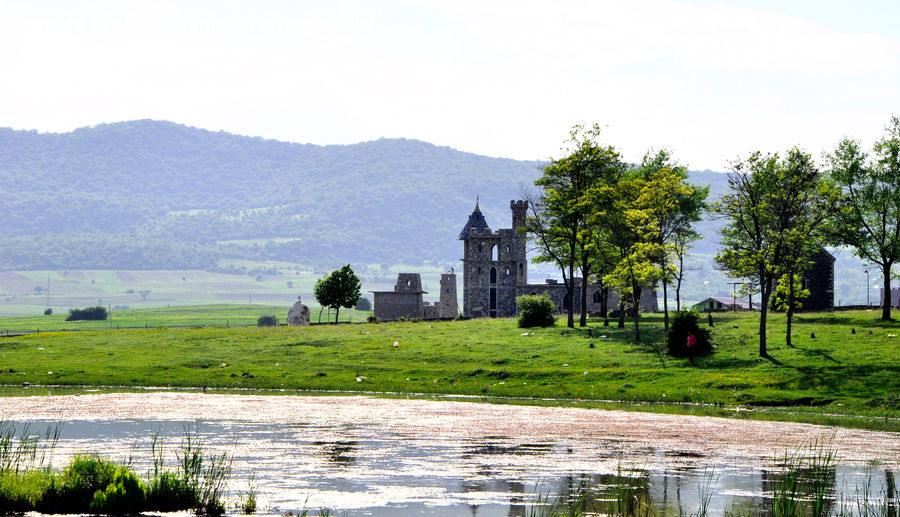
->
672;227;701;311
355;297;372;311
632;150;708;334
827;116;900;320
525;124;626;328
313;264;362;324
586;174;656;341
713;149;840;356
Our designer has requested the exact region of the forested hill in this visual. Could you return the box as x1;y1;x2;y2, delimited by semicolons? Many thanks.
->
0;120;741;279
0;120;553;269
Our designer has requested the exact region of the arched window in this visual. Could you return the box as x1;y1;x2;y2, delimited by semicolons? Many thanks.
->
593;291;602;304
562;292;572;311
505;244;510;254
491;245;498;261
490;267;497;284
505;267;510;276
519;263;524;276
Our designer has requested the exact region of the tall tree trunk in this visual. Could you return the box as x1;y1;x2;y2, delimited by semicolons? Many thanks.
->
786;272;795;347
759;270;770;357
662;280;669;335
334;307;340;324
579;266;589;327
883;262;893;321
563;254;575;328
618;299;625;328
601;284;609;317
566;257;575;328
632;283;642;342
675;252;684;312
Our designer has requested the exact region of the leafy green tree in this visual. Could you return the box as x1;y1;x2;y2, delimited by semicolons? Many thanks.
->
632;150;708;334
672;226;701;311
713;149;839;356
827;116;900;320
525;123;625;328
313;264;362;323
586;174;656;341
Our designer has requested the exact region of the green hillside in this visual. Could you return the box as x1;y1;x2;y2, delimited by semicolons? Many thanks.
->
0;121;872;305
0;120;542;269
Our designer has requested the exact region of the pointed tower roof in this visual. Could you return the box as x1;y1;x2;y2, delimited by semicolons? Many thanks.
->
457;198;490;240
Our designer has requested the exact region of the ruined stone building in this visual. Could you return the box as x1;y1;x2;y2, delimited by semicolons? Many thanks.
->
372;272;457;321
801;248;835;311
459;200;657;318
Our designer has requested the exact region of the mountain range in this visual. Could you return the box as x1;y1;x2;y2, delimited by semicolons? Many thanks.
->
0;120;868;303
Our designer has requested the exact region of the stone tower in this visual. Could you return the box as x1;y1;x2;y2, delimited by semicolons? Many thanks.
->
459;199;528;318
438;273;458;319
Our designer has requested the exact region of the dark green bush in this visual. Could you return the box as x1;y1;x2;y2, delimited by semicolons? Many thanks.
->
65;306;108;321
366;315;378;323
666;311;713;357
256;315;277;327
40;455;117;513
146;471;196;512
89;466;146;515
43;308;52;316
516;295;557;328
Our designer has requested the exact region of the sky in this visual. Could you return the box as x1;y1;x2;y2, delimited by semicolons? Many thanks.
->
1;0;899;171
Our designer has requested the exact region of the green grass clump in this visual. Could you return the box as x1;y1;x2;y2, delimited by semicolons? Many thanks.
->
0;422;230;515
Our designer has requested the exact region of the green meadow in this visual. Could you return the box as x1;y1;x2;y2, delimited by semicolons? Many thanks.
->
1;308;898;430
0;304;373;332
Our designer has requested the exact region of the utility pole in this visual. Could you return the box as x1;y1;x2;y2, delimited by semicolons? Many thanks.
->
728;282;745;311
865;268;870;308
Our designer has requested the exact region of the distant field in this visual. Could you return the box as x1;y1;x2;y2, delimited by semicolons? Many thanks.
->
0;262;453;317
1;310;898;430
0;304;374;333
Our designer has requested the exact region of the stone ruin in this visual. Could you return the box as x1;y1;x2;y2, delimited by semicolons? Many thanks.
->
372;273;458;321
287;296;310;326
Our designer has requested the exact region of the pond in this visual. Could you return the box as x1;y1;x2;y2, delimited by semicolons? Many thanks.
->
2;392;899;516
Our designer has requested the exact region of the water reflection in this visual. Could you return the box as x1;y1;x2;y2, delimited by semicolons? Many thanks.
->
314;441;358;467
7;417;900;516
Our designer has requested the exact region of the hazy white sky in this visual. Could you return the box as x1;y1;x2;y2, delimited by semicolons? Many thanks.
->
2;0;898;170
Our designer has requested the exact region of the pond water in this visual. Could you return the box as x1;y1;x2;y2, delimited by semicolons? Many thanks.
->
2;393;899;516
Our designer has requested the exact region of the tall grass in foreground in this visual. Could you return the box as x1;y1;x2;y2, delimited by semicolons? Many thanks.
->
0;421;231;515
525;440;897;517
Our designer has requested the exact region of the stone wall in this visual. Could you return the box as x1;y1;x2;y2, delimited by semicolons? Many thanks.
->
373;291;423;320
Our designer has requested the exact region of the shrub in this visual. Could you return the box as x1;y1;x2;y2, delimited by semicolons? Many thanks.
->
366;315;378;323
43;308;52;316
40;455;117;513
147;470;196;511
256;315;277;327
356;297;372;311
65;306;108;321
89;466;146;515
516;295;557;328
666;311;713;357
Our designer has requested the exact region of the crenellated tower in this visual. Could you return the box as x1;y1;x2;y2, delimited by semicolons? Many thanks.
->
459;199;528;318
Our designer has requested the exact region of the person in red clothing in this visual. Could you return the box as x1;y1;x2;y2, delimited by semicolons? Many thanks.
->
686;333;697;365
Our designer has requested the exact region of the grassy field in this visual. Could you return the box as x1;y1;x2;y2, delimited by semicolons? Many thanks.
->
0;262;451;317
0;308;898;429
0;304;373;333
